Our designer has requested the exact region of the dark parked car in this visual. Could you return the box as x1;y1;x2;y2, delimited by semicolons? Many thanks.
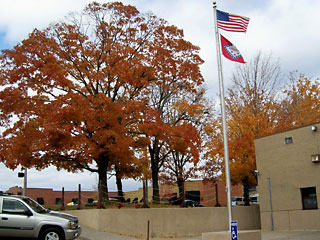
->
184;200;205;207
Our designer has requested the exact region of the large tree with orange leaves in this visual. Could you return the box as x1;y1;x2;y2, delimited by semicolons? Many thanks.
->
0;2;204;204
207;52;282;205
158;88;211;204
135;28;204;203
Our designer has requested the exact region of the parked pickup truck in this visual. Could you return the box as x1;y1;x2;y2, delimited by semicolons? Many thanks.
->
0;194;81;239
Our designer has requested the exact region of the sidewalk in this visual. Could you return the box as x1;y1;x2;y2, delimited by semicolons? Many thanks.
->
78;226;320;240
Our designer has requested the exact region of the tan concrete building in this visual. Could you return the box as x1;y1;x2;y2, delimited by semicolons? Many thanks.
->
255;122;320;231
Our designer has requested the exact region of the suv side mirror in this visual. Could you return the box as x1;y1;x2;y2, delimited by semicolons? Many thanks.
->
24;209;33;217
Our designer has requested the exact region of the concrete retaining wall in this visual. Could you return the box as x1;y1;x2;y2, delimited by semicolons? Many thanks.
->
68;206;261;238
261;209;320;231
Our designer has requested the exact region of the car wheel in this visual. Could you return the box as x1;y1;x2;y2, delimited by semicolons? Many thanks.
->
40;227;64;240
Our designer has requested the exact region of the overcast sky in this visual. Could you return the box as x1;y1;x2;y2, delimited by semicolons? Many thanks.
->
0;0;319;192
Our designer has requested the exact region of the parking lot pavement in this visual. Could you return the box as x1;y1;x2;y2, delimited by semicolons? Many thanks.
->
79;225;202;240
79;226;320;240
2;229;319;240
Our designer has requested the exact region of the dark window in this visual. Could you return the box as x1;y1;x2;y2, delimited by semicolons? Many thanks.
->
301;187;318;210
55;198;62;204
37;198;44;205
72;198;79;204
2;198;28;214
87;198;94;203
285;137;293;144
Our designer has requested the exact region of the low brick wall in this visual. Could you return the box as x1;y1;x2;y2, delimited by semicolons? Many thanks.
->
68;206;260;238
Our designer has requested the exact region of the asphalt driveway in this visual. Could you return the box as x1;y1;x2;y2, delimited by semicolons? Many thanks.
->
79;225;202;240
78;226;320;240
1;227;319;240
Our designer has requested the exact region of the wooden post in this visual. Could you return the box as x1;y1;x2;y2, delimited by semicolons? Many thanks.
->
215;183;221;207
77;184;81;210
147;220;150;240
61;187;65;211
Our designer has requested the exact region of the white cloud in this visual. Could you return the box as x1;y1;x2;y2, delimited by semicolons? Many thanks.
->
0;163;141;192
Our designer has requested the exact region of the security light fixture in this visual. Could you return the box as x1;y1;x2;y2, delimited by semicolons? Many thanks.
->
285;137;293;144
311;154;320;162
312;125;317;132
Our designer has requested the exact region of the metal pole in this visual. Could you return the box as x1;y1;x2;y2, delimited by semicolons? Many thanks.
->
213;2;232;231
23;168;27;196
267;177;274;231
78;184;81;210
62;187;65;211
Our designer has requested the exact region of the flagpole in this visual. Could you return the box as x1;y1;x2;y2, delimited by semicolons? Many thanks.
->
212;2;232;232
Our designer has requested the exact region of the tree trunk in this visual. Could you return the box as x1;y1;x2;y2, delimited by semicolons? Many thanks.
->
116;177;124;201
177;178;186;207
142;179;150;208
243;176;250;206
97;155;109;208
115;165;124;202
151;165;160;203
149;141;161;204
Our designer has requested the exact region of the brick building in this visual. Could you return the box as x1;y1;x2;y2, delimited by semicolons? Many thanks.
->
6;186;116;206
124;180;243;207
6;180;243;207
159;180;243;207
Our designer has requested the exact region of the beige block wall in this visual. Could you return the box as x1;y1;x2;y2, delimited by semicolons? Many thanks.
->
256;123;320;211
255;122;320;231
68;206;260;238
261;209;320;231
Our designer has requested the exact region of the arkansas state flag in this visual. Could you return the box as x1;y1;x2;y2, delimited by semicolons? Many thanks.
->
220;34;245;63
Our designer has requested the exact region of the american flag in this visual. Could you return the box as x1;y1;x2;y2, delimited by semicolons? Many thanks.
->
217;10;250;33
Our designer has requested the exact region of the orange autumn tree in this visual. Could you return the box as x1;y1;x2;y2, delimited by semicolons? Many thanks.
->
277;74;320;129
0;2;203;204
159;89;211;204
137;29;204;203
207;52;282;205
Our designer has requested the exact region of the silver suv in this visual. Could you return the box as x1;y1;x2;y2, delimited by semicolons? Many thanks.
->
0;194;81;239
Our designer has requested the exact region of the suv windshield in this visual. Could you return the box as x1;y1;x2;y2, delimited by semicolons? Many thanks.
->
22;197;48;213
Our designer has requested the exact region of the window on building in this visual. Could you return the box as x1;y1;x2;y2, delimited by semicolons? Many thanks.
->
56;198;62;204
87;198;94;203
72;198;79;204
301;187;318;210
37;198;44;205
285;137;293;144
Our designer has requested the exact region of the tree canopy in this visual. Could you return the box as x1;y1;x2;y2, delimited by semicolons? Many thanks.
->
0;1;204;204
